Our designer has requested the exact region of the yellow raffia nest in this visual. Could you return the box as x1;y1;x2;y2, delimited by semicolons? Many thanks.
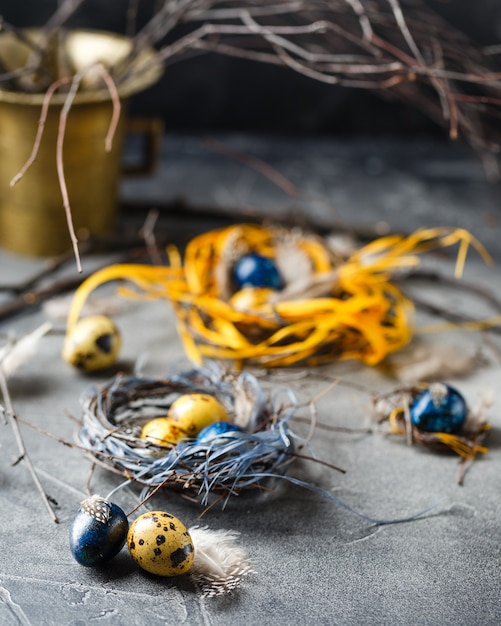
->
65;224;490;368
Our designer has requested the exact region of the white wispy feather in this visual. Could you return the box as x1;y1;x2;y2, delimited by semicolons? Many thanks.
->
0;322;52;378
188;526;254;598
467;389;494;428
385;342;485;383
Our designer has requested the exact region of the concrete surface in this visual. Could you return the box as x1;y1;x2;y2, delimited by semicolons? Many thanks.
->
0;136;500;625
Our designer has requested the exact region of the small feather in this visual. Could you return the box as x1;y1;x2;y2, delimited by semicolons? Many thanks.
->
189;526;254;597
80;495;111;524
274;237;312;287
232;372;267;430
467;389;494;429
0;322;52;378
384;342;485;383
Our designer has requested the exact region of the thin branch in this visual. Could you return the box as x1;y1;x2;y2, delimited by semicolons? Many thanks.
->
139;208;164;266
10;77;72;187
0;368;59;523
57;64;120;272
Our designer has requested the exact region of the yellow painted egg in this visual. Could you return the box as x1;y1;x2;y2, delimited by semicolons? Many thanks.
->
140;417;187;447
127;511;194;576
167;393;229;438
62;315;121;371
230;287;275;311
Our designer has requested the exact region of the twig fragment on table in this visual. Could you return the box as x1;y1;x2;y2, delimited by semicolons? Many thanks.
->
0;327;59;523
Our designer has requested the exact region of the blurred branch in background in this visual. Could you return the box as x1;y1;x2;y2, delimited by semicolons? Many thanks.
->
1;0;501;178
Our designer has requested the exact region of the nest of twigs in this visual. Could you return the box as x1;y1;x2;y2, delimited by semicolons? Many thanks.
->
388;408;490;456
77;364;300;505
373;382;491;484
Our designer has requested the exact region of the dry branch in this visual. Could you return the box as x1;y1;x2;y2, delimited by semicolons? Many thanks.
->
1;0;501;267
1;1;500;163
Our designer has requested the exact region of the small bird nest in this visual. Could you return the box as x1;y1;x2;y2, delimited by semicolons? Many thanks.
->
77;365;300;505
65;224;490;369
373;382;491;484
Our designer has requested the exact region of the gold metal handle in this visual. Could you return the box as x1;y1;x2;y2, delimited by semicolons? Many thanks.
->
123;117;164;176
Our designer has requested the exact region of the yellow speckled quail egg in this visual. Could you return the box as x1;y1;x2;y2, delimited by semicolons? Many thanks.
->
167;393;229;438
127;511;194;576
140;417;187;447
62;315;121;371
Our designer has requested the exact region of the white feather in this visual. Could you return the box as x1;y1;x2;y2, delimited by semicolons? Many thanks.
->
274;237;312;287
0;322;52;378
189;526;254;597
385;342;485;383
467;389;494;428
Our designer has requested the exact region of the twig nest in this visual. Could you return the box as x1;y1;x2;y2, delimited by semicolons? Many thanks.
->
127;511;194;576
62;315;121;371
69;495;128;567
77;365;297;505
374;381;490;483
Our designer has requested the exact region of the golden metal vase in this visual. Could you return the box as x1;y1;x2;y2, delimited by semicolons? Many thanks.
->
0;29;163;257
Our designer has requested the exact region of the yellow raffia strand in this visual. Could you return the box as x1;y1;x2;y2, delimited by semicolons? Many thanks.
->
417;314;501;335
388;408;406;434
432;432;489;458
65;224;490;368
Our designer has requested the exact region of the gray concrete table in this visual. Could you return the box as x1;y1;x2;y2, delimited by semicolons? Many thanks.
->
0;136;500;625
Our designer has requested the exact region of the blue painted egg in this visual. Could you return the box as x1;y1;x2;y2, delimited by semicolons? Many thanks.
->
410;383;467;434
69;495;129;567
232;253;284;290
196;421;243;444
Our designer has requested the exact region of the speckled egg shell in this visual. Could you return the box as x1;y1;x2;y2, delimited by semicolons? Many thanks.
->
140;417;188;446
410;383;468;434
127;511;194;576
69;497;128;567
167;393;229;438
62;315;121;371
196;421;243;445
232;253;285;290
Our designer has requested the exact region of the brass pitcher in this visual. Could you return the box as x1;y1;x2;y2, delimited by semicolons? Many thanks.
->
0;29;163;257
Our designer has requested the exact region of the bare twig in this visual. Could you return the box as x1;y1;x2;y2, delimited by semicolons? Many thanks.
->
5;0;501;159
56;64;121;272
9;77;72;188
0;368;59;523
3;0;501;262
201;137;302;197
139;208;164;266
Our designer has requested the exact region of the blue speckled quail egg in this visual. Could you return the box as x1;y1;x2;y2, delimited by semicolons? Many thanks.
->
69;495;128;567
196;421;243;445
410;383;468;434
232;253;284;290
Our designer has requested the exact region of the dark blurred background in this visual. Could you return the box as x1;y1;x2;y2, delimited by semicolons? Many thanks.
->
2;1;501;138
